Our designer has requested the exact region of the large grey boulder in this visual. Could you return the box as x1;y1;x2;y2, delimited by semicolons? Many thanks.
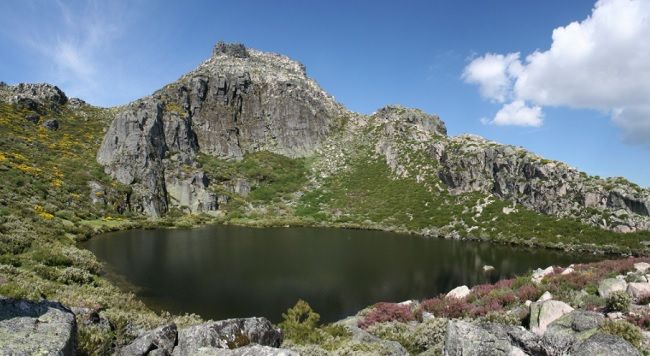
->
570;333;640;356
0;297;76;356
541;310;604;355
443;320;536;356
627;282;650;302
173;317;283;356
529;300;574;335
191;345;298;355
118;323;177;356
598;278;628;298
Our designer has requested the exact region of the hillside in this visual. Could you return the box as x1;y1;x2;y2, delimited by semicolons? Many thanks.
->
1;42;650;354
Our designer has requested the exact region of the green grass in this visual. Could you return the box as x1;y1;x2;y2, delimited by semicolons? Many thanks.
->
197;151;308;202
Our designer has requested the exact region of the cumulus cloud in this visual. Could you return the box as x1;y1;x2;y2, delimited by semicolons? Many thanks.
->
464;0;650;146
483;100;543;127
462;53;522;103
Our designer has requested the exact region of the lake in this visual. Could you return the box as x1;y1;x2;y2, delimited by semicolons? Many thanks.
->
82;225;598;322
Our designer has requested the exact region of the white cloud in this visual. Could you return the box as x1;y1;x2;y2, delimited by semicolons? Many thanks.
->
484;100;543;127
462;52;521;103
0;0;129;105
464;0;650;146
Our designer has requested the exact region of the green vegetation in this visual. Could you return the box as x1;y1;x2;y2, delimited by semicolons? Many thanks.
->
606;291;631;313
197;151;308;203
599;320;644;348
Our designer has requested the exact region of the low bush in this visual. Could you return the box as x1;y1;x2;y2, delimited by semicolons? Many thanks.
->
358;302;415;329
606;291;631;313
420;296;471;319
599;320;643;348
279;300;323;345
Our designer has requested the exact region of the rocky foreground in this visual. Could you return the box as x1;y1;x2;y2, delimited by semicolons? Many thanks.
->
4;258;650;355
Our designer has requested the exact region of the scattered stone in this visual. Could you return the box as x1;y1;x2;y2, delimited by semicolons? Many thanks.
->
598;278;627;298
570;333;640;356
529;300;574;335
446;285;470;299
43;119;59;130
532;266;555;284
627;282;650;302
537;291;553;302
0;297;76;356
118;323;177;356
482;265;495;273
607;312;624;319
561;267;575;275
634;262;650;273
25;113;40;124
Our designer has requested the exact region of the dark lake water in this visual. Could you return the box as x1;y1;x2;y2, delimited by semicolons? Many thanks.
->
82;225;599;322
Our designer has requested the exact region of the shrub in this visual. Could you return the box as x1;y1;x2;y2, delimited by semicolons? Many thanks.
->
516;283;542;301
606;291;631;313
358;302;415;329
599;320;643;348
480;311;521;326
279;300;322;344
420;296;471;319
627;311;650;330
366;318;448;354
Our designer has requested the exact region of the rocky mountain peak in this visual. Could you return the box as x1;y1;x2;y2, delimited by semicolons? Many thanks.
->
212;41;249;58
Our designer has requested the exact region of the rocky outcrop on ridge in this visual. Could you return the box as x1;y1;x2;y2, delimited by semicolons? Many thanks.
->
0;296;77;355
97;42;344;216
438;134;650;232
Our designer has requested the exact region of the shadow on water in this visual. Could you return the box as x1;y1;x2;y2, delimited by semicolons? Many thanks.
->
81;225;601;323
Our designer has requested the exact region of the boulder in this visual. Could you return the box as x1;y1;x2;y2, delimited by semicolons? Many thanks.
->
482;265;495;273
529;300;574;335
541;310;604;355
174;317;282;356
191;345;298;355
446;285;470;299
43;119;59;130
0;297;76;356
598;278;627;298
634;262;650;273
118;323;177;356
25;113;40;124
537;291;553;302
627;282;650;302
570;333;640;356
532;266;555;284
444;320;541;356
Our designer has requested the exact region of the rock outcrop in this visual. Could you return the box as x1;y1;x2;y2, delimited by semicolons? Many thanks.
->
438;134;650;232
97;42;343;216
0;82;68;114
0;297;76;356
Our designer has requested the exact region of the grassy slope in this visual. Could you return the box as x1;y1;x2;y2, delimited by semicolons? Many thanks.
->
0;103;204;355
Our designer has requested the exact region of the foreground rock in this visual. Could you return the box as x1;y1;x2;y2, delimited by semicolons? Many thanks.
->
444;320;540;356
117;323;177;356
0;297;76;356
176;317;282;351
599;278;628;298
542;310;604;355
529;300;574;335
571;333;640;356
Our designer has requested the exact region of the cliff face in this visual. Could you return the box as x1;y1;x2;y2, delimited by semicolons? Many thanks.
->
97;42;344;216
93;41;650;233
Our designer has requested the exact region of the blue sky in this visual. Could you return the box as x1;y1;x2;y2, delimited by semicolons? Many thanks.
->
1;0;649;187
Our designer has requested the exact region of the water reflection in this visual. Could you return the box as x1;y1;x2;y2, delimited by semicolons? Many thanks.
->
82;225;598;322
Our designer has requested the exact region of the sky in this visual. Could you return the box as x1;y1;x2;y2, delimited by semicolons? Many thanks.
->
1;0;649;187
